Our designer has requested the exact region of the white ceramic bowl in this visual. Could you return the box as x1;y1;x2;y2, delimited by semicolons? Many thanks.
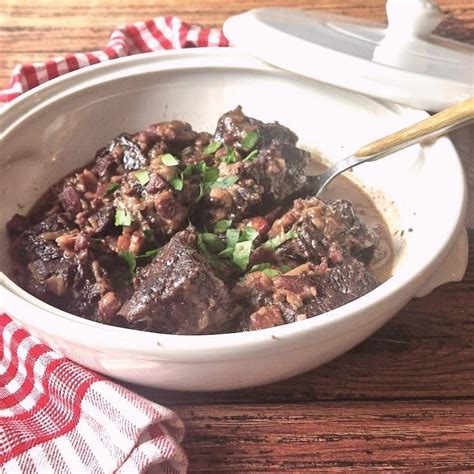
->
0;49;468;391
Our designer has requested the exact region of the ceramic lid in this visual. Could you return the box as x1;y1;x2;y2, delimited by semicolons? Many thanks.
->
223;0;474;111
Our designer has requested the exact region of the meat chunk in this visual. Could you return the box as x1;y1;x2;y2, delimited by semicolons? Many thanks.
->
269;197;377;266
202;111;309;225
241;142;309;203
146;120;197;148
118;228;237;334
214;106;297;148
58;185;82;213
305;257;379;316
9;213;72;264
112;134;149;171
236;258;378;330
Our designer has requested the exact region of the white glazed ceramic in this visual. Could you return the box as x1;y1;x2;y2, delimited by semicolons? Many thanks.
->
224;5;474;111
0;48;468;391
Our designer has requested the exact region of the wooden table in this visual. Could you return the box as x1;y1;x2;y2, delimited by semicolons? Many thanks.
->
1;1;473;471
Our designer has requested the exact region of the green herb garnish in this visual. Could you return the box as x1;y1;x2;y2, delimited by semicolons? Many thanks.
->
136;248;161;259
280;264;292;273
203;141;222;155
181;165;194;179
211;175;239;189
232;240;253;270
223;148;237;164
214;219;232;234
225;228;241;250
249;263;281;278
200;163;219;183
249;263;272;272
241;130;258;150
240;226;259;243
170;177;184;191
197;233;226;271
247;263;283;278
263;229;297;249
114;208;132;227
134;170;150;186
201;233;226;253
161;153;180;166
105;183;120;195
262;268;281;278
197;225;260;273
120;251;136;278
243;150;259;162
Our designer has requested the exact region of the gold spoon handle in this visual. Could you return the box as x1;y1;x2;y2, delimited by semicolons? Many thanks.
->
355;97;474;158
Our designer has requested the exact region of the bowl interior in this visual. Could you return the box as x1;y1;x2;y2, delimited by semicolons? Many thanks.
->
0;49;465;340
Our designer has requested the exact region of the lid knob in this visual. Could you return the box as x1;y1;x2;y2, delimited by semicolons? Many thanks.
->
385;0;444;40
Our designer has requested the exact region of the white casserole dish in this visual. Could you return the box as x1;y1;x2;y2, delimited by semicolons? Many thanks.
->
0;48;468;390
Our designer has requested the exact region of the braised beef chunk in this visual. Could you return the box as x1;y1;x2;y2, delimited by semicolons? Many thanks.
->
241;143;309;202
202;109;309;226
236;258;378;331
214;106;297;148
114;134;149;171
118;229;237;334
6;107;391;334
10;214;72;264
268;197;377;266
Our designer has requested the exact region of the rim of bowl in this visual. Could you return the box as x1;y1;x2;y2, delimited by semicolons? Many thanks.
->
0;47;467;359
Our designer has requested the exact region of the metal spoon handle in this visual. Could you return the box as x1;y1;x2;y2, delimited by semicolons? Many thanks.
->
314;97;474;196
355;96;474;158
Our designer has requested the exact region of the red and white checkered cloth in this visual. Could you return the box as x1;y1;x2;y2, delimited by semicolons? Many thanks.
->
0;314;187;472
1;16;228;472
0;15;228;104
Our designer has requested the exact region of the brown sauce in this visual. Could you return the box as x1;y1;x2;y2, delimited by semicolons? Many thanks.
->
308;159;394;283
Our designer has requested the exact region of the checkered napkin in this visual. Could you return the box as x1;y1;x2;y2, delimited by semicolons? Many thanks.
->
0;15;228;104
1;16;228;473
0;315;187;472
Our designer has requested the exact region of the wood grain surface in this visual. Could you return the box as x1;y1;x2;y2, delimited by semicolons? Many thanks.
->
1;0;474;87
1;1;473;471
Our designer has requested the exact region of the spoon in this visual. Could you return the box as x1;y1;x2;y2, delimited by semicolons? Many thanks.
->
310;97;474;196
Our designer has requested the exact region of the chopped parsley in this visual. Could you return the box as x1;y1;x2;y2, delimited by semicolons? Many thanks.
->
201;233;225;253
105;183;120;195
214;219;232;234
197;233;227;271
241;130;259;150
224;228;241;250
120;247;161;278
203;141;222;155
232;240;253;270
247;263;290;278
198;225;260;273
161;153;180;166
134;170;150;186
181;165;194;179
170;177;183;191
243;149;259;162
136;248;161;259
223;148;237;164
262;268;281;278
249;263;272;272
263;229;297;249
114;208;133;227
120;251;136;278
211;175;239;189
